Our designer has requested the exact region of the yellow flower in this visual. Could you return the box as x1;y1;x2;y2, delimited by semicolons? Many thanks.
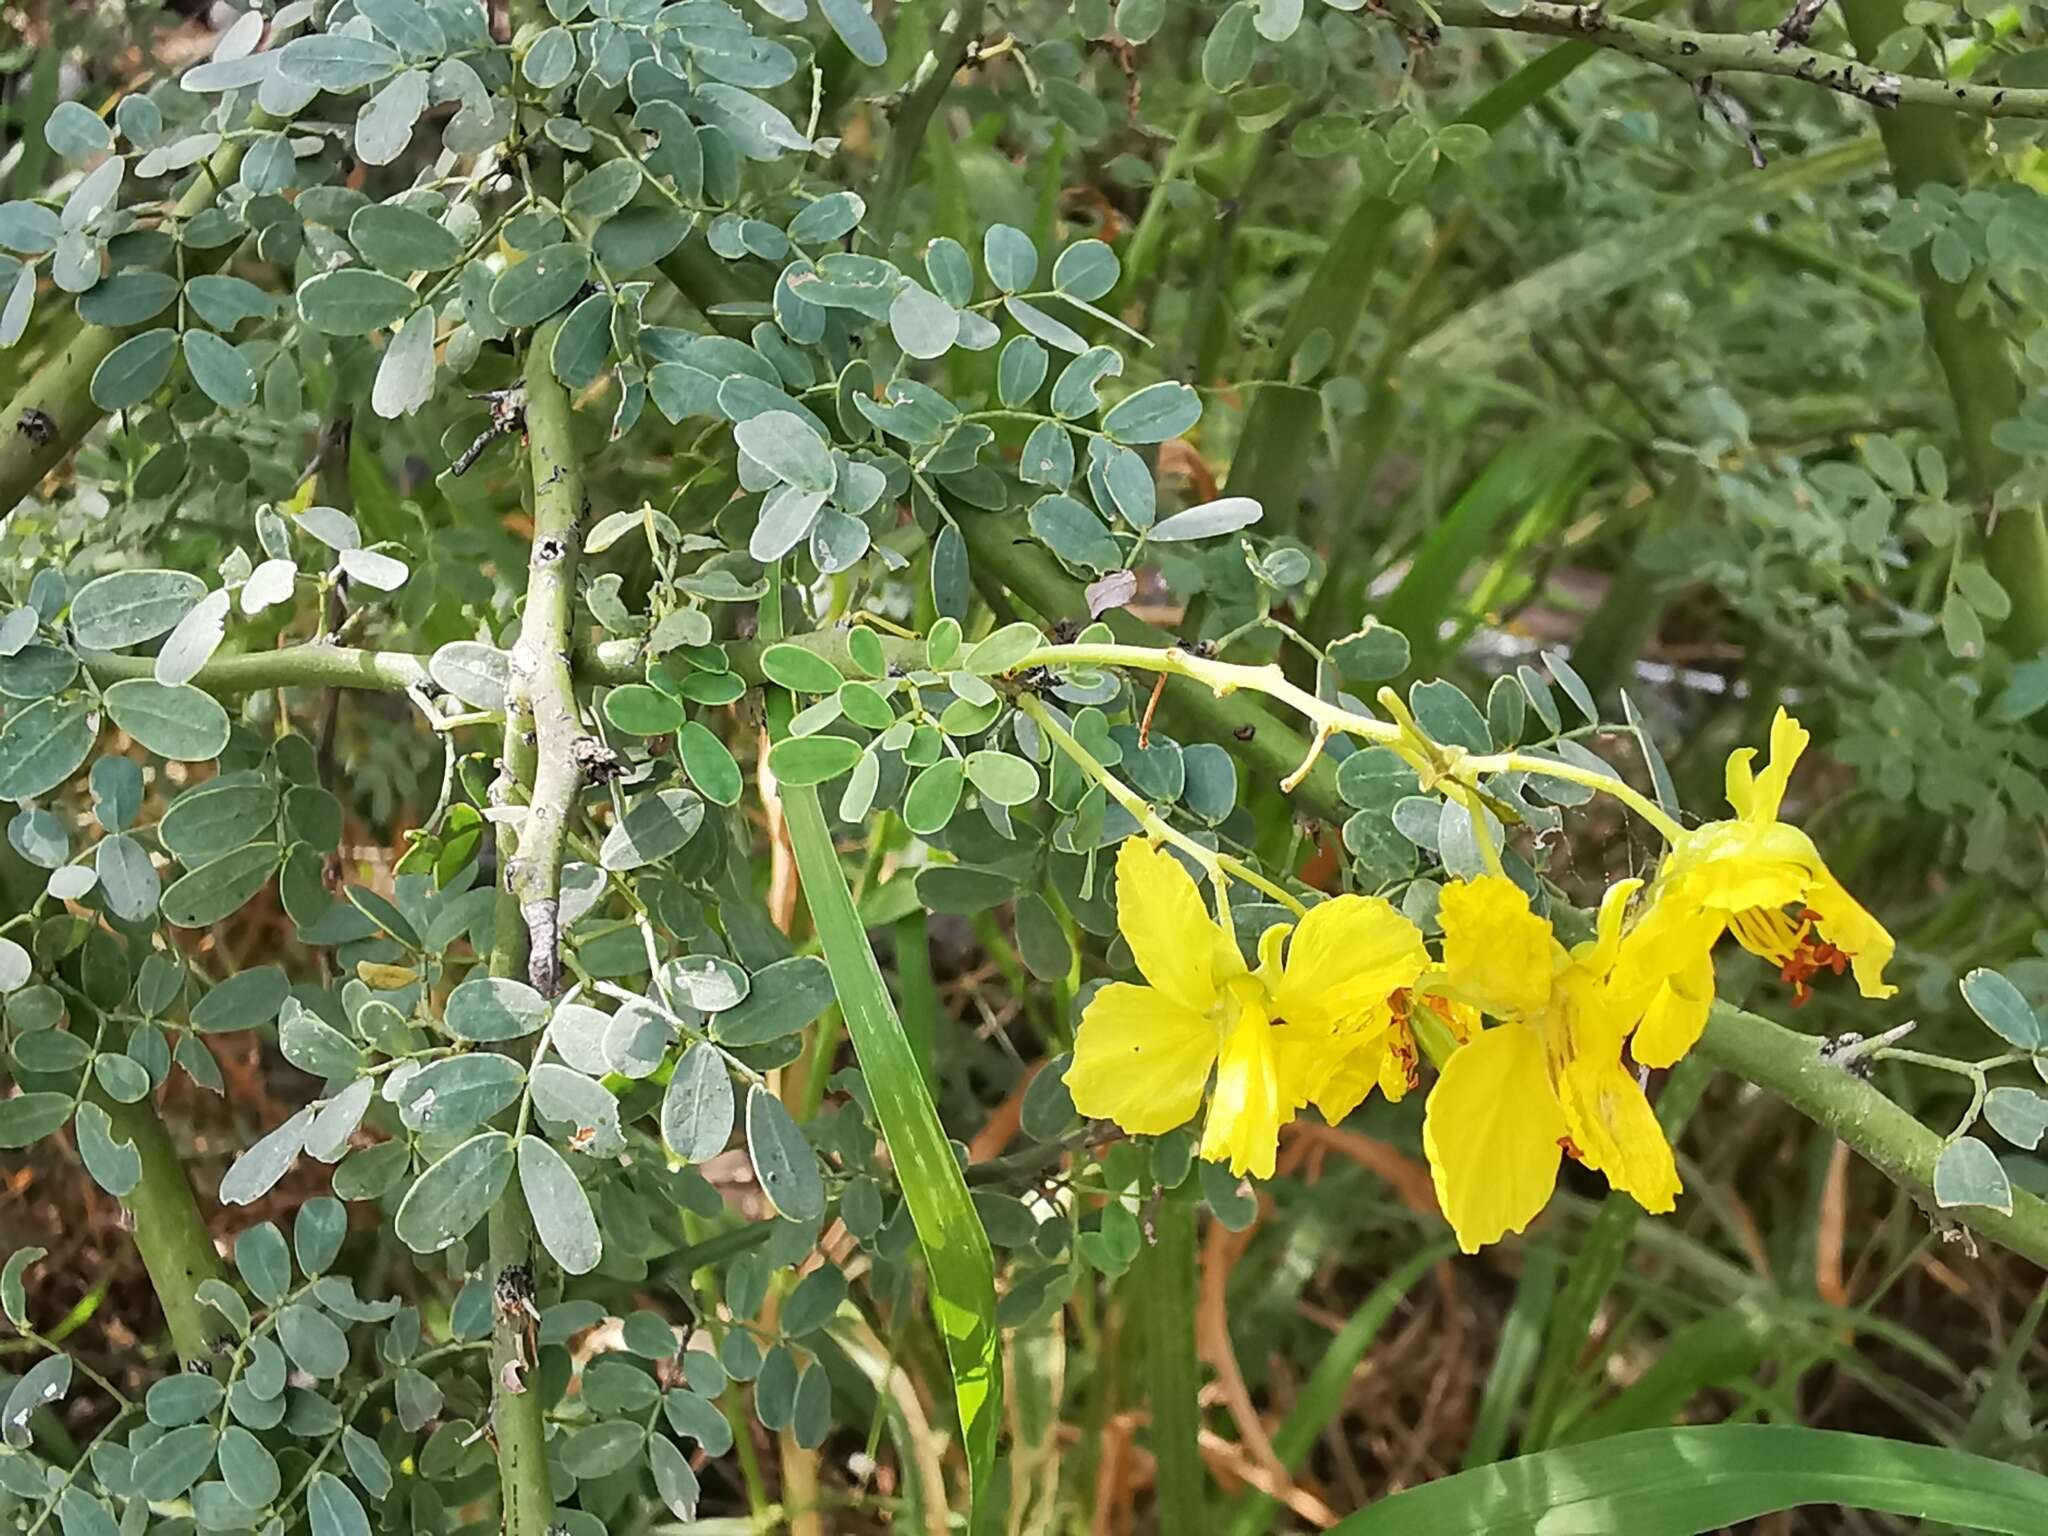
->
1421;876;1680;1253
1064;840;1428;1178
1615;708;1895;1068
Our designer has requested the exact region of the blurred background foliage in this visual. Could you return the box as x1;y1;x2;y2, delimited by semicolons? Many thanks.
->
5;0;2048;1530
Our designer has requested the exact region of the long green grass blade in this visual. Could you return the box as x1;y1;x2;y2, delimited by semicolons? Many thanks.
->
761;578;1001;1509
1330;1426;2048;1534
1140;1181;1205;1533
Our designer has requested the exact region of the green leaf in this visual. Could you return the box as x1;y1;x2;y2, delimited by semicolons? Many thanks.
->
713;956;834;1046
1103;381;1201;444
1148;495;1260;542
90;327;178;410
890;281;959;359
768;734;862;786
182;329;256;410
818;0;887;64
77;270;179;327
604;683;686;735
984;224;1038;292
103;679;231;761
735;410;837;494
903;757;965;835
566;159;643;222
520;1134;602;1275
428;641;509;710
490;242;591;327
521;25;577;88
373;307;437;420
679;721;743;805
444;976;548;1041
1933;1136;2013;1215
790;192;866;245
966;750;1039;805
998;337;1048;407
298;268;416;335
46;101;112;160
220;1105;313;1205
744;1084;823;1221
964;621;1045;674
1984;1087;2048;1150
0;698;94;801
278;1302;350;1377
759;643;844;693
193;966;291;1033
349;202;464;271
68;570;203;652
397;1054;524;1134
599;787;704;870
661;1044;736;1162
394;1131;515;1253
307;1473;370;1536
73;1102;139;1197
1962;967;2040;1049
160;843;279;927
233;1223;291;1304
1053;239;1120;301
1329;1425;2048;1534
96;832;160;922
159;778;277;865
1203;2;1257;88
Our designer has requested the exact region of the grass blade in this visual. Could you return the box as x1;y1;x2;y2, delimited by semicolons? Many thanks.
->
1140;1181;1205;1533
762;576;1002;1509
1329;1425;2048;1534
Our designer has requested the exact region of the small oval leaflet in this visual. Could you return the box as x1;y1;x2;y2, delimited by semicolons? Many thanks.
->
661;1045;736;1163
443;976;548;1041
0;698;95;802
69;569;204;651
520;1134;602;1274
745;1084;823;1221
103;679;231;762
393;1131;515;1253
712;956;834;1046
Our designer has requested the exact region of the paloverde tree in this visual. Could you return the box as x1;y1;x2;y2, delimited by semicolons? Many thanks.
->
6;0;2048;1530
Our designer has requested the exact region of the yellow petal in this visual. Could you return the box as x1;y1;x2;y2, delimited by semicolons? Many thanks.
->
1201;1007;1288;1179
1579;877;1644;976
1630;943;1717;1068
1272;894;1429;1032
1750;708;1810;824
1663;819;1818;917
1276;1014;1396;1122
1806;872;1897;999
1421;1023;1566;1252
1724;746;1759;820
1437;876;1555;1021
1066;982;1217;1136
1556;1051;1680;1215
1113;839;1219;1016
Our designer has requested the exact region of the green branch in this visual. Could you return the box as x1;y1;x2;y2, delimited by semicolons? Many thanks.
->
1842;0;2048;653
959;520;1347;823
870;0;988;248
1427;0;2048;119
0;133;254;518
482;315;591;1536
1696;1003;2048;1269
96;1091;234;1368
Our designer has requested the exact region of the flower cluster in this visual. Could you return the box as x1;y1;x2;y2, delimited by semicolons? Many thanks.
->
1064;710;1896;1252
